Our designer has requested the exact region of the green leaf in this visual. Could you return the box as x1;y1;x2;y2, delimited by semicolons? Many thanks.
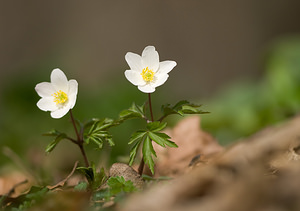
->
148;132;178;148
91;167;108;190
148;132;166;147
142;136;156;174
76;167;94;184
89;137;103;149
42;129;61;137
163;139;178;148
146;121;167;132
180;105;201;114
4;186;49;210
129;139;142;166
84;118;115;148
74;182;88;191
179;104;209;115
173;100;190;110
119;102;145;120
160;100;209;120
128;130;147;145
45;133;67;153
107;176;137;195
161;100;189;117
107;137;115;146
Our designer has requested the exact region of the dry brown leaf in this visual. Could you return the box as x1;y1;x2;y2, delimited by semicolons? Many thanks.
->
120;115;300;211
153;116;224;177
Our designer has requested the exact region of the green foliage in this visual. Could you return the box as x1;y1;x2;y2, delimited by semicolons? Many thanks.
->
43;130;67;153
160;100;209;121
107;176;137;195
74;182;89;191
84;118;116;148
119;102;146;121
2;186;49;211
76;164;107;191
128;121;177;174
91;176;138;207
142;136;157;174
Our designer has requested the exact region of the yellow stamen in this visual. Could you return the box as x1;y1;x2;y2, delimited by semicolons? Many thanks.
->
52;90;68;105
141;67;155;82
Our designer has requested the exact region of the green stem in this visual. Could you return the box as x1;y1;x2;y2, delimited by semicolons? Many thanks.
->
69;110;89;167
138;93;154;175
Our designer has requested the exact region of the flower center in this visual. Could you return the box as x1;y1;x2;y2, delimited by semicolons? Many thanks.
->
141;67;155;82
52;90;68;105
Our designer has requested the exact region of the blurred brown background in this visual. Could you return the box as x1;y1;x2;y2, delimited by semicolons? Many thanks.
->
1;0;300;99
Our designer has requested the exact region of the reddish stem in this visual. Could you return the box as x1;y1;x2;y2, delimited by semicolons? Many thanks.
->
69;110;89;167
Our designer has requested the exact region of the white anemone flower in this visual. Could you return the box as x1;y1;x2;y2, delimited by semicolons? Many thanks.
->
124;46;177;93
35;68;78;119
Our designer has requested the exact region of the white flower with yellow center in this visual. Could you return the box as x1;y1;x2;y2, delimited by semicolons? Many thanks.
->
35;68;78;119
124;46;177;93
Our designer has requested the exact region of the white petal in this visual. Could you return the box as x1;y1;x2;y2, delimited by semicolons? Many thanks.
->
68;94;77;109
51;68;69;92
152;74;169;88
68;80;78;109
50;106;70;119
138;84;155;93
158;61;177;75
37;97;57;111
125;70;146;86
142;46;159;72
68;79;78;96
35;82;56;97
125;52;143;72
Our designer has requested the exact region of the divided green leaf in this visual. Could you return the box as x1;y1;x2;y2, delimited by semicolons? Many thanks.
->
161;100;209;120
128;130;147;145
45;132;67;153
43;129;62;137
74;182;88;191
143;136;156;174
119;102;145;121
129;139;142;166
107;176;137;195
91;167;108;190
146;121;167;132
76;166;94;184
148;132;178;148
84;118;115;148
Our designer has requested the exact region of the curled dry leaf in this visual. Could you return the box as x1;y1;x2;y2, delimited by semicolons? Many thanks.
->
153;116;224;177
0;170;32;198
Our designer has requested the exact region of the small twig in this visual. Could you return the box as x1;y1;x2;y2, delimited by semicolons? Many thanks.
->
65;136;78;144
6;179;29;197
47;161;79;190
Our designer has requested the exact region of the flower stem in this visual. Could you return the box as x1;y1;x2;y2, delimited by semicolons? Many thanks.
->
148;93;154;122
69;109;80;141
69;109;89;167
138;93;154;175
79;144;90;168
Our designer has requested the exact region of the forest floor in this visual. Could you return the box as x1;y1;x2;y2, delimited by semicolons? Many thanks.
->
2;115;300;211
